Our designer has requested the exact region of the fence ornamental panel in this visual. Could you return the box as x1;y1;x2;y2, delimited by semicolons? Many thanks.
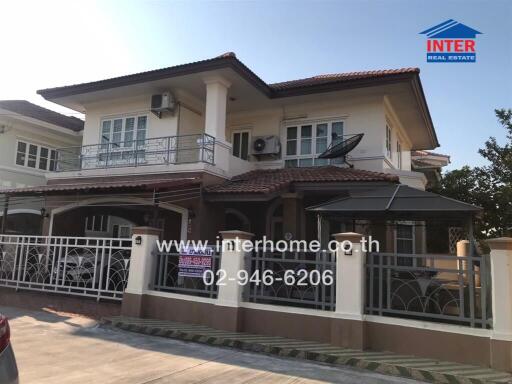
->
247;250;336;311
153;250;220;298
0;235;132;300
365;252;492;328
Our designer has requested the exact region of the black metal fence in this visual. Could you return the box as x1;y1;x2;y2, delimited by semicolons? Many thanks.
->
55;133;215;172
153;251;220;298
245;249;336;311
365;252;492;328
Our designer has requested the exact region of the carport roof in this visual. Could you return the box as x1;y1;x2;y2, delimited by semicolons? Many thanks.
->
0;178;200;196
307;184;482;213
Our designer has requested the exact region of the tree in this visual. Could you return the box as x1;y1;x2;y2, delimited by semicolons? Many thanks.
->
438;109;512;238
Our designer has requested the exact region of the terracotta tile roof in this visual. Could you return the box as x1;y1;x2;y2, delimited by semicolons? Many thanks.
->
0;178;200;195
37;52;420;101
0;100;84;132
269;68;420;91
205;166;398;194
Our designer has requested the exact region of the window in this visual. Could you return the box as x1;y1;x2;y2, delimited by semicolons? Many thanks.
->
39;147;49;170
113;224;131;238
15;140;57;171
49;150;57;171
395;223;415;266
232;130;250;160
397;141;402;169
16;142;26;166
27;144;37;168
100;115;148;148
284;120;344;168
385;125;392;158
85;215;108;232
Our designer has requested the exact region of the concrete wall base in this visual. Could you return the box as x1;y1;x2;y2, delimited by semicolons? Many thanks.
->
121;292;512;372
0;287;121;319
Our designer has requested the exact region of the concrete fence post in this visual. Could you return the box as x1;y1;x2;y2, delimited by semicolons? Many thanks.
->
488;237;512;371
121;226;162;317
457;239;470;282
331;232;366;349
212;230;254;331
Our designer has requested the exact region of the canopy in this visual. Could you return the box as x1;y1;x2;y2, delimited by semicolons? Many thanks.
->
307;184;481;214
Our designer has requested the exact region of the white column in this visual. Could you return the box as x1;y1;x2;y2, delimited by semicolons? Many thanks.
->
332;232;365;319
217;230;254;307
125;227;161;295
204;77;231;142
488;237;512;340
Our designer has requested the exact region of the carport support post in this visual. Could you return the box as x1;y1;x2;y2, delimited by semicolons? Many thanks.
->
213;230;254;332
1;195;8;233
488;237;512;372
331;232;366;349
121;226;162;318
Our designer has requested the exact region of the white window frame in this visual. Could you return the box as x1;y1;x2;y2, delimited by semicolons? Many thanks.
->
231;129;251;160
397;141;402;169
385;124;392;159
394;222;416;266
99;114;148;149
85;215;109;233
15;140;57;171
283;119;345;168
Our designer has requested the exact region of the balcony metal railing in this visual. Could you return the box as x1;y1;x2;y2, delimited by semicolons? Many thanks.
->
54;133;215;172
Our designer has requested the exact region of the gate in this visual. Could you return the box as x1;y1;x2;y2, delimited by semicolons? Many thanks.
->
0;235;132;300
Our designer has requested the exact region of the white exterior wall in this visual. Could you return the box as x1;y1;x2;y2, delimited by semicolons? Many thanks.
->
82;94;204;146
226;94;425;188
227;95;387;171
62;88;426;188
0;120;80;190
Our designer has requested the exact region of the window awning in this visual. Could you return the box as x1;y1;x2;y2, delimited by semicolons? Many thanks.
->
0;177;200;197
307;184;481;214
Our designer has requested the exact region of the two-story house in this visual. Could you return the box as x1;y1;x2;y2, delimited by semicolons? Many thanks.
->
0;53;477;253
0;100;82;234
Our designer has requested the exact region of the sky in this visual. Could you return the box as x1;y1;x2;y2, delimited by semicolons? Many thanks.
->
0;0;510;170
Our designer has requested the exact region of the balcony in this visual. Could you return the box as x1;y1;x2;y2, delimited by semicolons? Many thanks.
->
54;133;215;172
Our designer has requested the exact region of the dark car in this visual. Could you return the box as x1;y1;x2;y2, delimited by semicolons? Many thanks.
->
0;314;18;384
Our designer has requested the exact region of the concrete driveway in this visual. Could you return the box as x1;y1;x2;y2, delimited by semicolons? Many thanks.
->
2;305;420;384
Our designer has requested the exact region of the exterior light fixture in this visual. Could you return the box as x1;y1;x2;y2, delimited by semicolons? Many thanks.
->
135;236;142;245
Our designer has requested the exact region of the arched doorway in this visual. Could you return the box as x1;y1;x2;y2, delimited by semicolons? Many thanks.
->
49;197;188;240
225;208;251;232
0;209;42;235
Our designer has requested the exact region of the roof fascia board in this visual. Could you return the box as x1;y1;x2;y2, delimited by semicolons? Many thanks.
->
204;191;281;202
383;96;413;149
38;58;420;106
410;76;439;149
0;109;82;137
270;73;417;98
38;57;272;100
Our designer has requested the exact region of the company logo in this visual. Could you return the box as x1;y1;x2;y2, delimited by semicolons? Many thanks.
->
420;19;482;63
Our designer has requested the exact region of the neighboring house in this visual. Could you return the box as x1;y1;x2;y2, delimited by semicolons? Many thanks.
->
0;53;478;253
0;100;83;234
411;150;450;189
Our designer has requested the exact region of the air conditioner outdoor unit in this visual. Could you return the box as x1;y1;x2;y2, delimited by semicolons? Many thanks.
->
251;135;281;157
150;92;175;117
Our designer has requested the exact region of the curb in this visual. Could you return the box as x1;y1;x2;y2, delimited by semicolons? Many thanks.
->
102;316;512;384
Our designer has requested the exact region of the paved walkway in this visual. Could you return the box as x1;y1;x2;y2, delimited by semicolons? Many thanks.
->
103;316;512;384
3;306;418;384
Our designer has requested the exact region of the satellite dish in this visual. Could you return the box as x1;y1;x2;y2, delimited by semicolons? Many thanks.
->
318;133;364;159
